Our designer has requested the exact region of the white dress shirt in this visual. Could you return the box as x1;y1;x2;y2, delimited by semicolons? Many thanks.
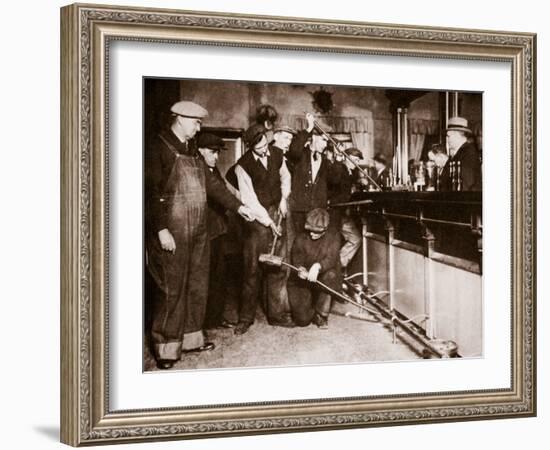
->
235;152;291;226
310;151;322;182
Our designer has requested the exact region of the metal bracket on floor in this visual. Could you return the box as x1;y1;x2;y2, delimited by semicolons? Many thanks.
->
343;280;457;358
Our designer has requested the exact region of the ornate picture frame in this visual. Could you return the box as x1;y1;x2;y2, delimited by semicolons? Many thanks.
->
60;3;536;446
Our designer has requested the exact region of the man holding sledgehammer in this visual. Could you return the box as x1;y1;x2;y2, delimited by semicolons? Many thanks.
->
232;124;295;335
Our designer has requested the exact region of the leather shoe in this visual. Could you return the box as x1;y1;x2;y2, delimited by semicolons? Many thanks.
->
313;313;329;330
234;322;251;335
156;359;175;370
182;342;215;354
268;318;296;328
219;320;237;329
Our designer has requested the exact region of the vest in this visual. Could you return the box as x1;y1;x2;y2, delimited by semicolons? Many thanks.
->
237;148;284;208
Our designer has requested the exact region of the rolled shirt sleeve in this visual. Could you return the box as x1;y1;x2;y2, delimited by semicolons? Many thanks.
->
235;164;273;226
280;159;291;200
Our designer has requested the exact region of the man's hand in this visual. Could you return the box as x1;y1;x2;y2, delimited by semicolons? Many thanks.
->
278;197;288;218
307;263;322;283
306;112;315;133
358;175;369;186
237;205;254;222
158;228;176;253
335;142;346;157
297;266;308;280
344;158;355;171
269;220;282;238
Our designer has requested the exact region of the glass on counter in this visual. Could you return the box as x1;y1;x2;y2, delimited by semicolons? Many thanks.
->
425;161;436;191
413;161;426;191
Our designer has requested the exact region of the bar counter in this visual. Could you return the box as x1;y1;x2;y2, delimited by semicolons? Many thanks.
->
333;191;483;357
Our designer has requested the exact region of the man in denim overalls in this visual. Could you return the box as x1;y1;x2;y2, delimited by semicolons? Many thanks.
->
145;101;253;370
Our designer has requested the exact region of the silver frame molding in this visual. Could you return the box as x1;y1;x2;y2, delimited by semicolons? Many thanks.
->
60;3;536;446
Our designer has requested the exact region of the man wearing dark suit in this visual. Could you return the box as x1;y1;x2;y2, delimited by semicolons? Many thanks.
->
196;133;239;330
439;116;481;191
286;113;341;234
371;153;389;188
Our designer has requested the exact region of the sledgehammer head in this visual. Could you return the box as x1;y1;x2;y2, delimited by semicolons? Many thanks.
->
259;254;284;267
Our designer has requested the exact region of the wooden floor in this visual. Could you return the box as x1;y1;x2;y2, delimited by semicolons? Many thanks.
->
143;301;424;372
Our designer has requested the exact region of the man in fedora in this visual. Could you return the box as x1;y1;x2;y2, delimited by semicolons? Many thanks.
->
145;101;253;369
440;116;481;191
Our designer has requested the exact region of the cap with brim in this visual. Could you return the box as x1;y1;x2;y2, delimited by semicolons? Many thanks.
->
197;133;226;151
170;101;208;119
373;153;387;165
446;116;472;134
273;125;297;136
344;147;362;158
304;208;330;233
244;124;267;146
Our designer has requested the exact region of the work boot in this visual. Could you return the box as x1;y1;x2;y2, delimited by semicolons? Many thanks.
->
156;359;175;370
234;322;251;335
313;313;328;330
268;314;296;328
182;342;215;354
219;319;237;329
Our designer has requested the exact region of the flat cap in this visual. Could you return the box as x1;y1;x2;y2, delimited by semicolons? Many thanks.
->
170;101;208;119
273;125;297;136
373;153;388;165
344;147;362;158
197;133;226;151
305;208;330;233
244;124;267;147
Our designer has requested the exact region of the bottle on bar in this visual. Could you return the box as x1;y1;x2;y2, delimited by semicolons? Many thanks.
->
456;161;462;191
450;161;456;191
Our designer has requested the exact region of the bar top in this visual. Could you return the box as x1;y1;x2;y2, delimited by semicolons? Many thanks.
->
334;191;482;208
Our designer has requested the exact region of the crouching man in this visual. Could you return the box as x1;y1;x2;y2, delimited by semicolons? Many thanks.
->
288;208;342;329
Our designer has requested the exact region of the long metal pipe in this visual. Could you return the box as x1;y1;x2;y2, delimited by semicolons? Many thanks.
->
387;225;396;312
403;108;409;183
312;120;382;191
344;282;447;358
331;310;379;324
397;112;402;183
380;211;472;228
278;260;380;316
330;206;475;229
361;218;368;286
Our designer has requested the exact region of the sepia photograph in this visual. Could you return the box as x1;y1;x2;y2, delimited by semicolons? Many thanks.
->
59;2;535;445
142;77;483;372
